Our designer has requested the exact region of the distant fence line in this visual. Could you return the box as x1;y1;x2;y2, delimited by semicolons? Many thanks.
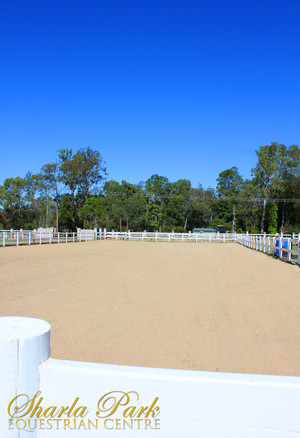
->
1;228;299;265
0;228;238;247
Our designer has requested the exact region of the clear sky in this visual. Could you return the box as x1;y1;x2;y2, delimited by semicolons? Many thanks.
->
0;0;299;189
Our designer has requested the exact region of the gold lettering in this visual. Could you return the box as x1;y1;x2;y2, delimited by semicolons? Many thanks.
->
134;418;142;429
53;419;62;428
64;419;71;429
78;419;87;429
104;419;113;429
123;406;137;418
44;406;58;418
96;391;138;418
145;419;153;429
87;419;98;429
8;392;42;419
115;419;121;429
145;398;160;418
136;405;148;418
16;419;26;429
73;406;88;418
123;419;133;429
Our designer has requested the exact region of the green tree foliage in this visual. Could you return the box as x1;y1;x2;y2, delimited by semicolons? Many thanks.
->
216;167;243;232
0;143;299;233
267;202;278;234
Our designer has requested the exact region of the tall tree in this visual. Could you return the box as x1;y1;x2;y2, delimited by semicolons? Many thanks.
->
37;163;62;231
252;143;279;233
216;167;243;232
58;147;107;228
145;175;171;231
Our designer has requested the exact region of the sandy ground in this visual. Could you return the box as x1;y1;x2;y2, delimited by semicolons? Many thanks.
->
0;240;299;376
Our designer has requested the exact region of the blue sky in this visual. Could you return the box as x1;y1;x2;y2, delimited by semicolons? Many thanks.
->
0;0;299;189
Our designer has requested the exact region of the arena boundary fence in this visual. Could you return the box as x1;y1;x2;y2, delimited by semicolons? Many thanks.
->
1;228;299;265
1;316;299;438
237;233;300;265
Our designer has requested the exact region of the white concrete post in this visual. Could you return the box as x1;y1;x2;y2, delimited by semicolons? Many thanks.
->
3;232;6;247
0;316;50;438
73;232;75;242
58;232;60;244
16;232;19;246
39;232;42;245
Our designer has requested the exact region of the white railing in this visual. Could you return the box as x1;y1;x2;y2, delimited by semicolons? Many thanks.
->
237;234;300;265
1;229;300;265
1;316;299;438
0;229;98;247
103;230;237;242
0;229;237;247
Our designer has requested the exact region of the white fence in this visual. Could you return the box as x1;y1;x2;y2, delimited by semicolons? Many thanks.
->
0;229;98;247
0;229;238;247
1;317;300;438
237;234;300;265
103;230;238;242
1;228;299;265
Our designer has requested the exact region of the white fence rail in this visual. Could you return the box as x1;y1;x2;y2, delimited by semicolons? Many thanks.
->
237;234;300;265
0;229;238;247
1;317;300;438
1;229;299;265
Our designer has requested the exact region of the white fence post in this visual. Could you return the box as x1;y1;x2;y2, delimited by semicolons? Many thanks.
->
279;238;283;259
73;232;75;242
3;232;6;247
287;238;291;262
0;317;50;438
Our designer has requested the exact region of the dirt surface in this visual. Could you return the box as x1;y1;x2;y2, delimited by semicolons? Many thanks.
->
1;240;299;375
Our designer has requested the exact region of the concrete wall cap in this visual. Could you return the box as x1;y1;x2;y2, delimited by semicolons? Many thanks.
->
0;316;51;342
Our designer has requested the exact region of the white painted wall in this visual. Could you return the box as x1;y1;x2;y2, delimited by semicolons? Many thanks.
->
1;317;300;438
36;359;300;437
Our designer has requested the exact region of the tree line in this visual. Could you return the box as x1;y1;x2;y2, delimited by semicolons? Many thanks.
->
0;143;299;233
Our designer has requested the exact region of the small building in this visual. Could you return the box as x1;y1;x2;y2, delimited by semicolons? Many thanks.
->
192;227;227;234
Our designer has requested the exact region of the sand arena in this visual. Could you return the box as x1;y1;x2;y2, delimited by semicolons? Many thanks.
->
0;240;299;376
